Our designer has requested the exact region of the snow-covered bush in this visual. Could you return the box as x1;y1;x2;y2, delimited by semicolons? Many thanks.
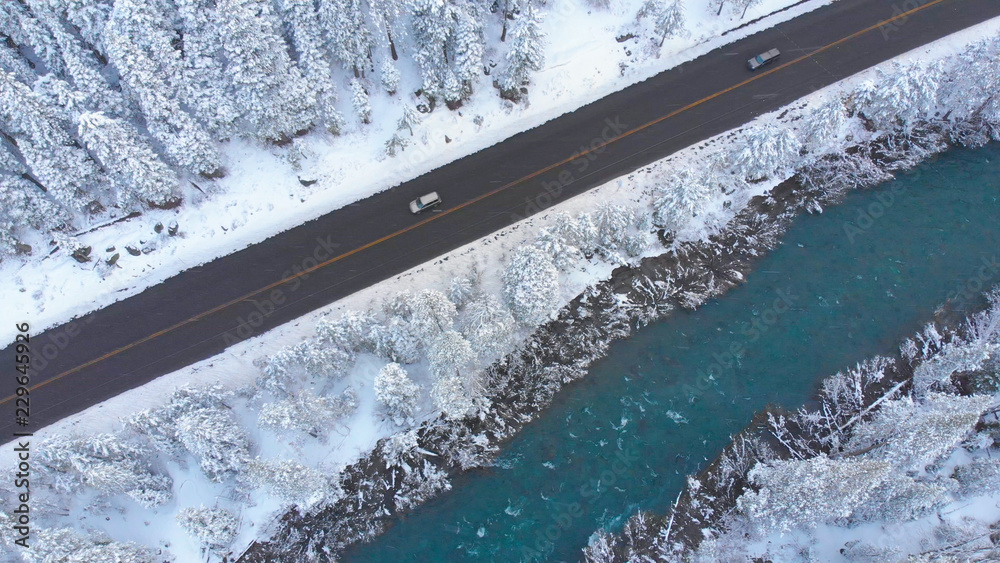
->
243;458;334;506
36;433;172;508
259;389;358;438
176;506;240;549
27;527;155;563
374;363;420;425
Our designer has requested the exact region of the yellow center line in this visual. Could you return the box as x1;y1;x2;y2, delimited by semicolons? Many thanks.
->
2;0;952;406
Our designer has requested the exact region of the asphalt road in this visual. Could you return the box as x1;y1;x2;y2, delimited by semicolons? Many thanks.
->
3;0;999;438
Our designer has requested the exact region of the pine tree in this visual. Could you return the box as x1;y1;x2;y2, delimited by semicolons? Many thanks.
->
408;289;458;342
318;0;373;76
175;406;251;481
77;111;179;208
497;1;544;100
502;245;560;326
731;122;801;180
462;294;516;362
0;175;69;257
409;0;459;100
736;454;893;534
428;329;477;418
176;506;240;550
280;0;345;132
380;59;401;94
174;0;240;138
636;0;686;48
451;6;485;97
374;362;420;425
845;392;990;473
104;2;222;174
216;0;317;140
371;316;422;363
652;168;714;231
351;78;372;123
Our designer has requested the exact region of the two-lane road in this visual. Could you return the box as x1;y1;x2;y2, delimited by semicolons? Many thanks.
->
4;0;999;438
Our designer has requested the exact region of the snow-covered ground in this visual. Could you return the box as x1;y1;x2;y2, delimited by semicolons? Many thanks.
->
5;11;1000;563
0;0;834;347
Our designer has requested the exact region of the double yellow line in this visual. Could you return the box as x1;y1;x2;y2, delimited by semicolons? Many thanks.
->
0;0;953;406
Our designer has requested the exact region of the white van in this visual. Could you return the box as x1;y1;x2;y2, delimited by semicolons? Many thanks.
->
410;192;442;214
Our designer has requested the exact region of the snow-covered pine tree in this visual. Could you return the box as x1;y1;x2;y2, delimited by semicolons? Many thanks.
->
366;0;406;60
450;4;485;100
315;310;379;351
844;392;990;473
351;78;372;123
48;21;127;116
0;175;70;257
77;111;179;208
409;289;458;342
2;1;65;76
636;0;685;48
462;294;516;362
497;0;544;100
16;139;99;211
279;0;345;133
103;21;221;175
216;0;317;141
0;42;34;84
731;122;802;180
175;406;251;481
371;316;422;363
36;433;172;508
318;0;374;76
534;225;582;271
174;0;240;138
428;329;477;418
651;168;714;231
176;506;240;550
502;245;560;326
736;454;893;534
374;362;420;425
408;0;459;101
800;98;849;151
380;58;401;94
852;61;939;134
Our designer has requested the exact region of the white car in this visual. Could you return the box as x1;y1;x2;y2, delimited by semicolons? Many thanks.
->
409;192;442;214
747;48;780;71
